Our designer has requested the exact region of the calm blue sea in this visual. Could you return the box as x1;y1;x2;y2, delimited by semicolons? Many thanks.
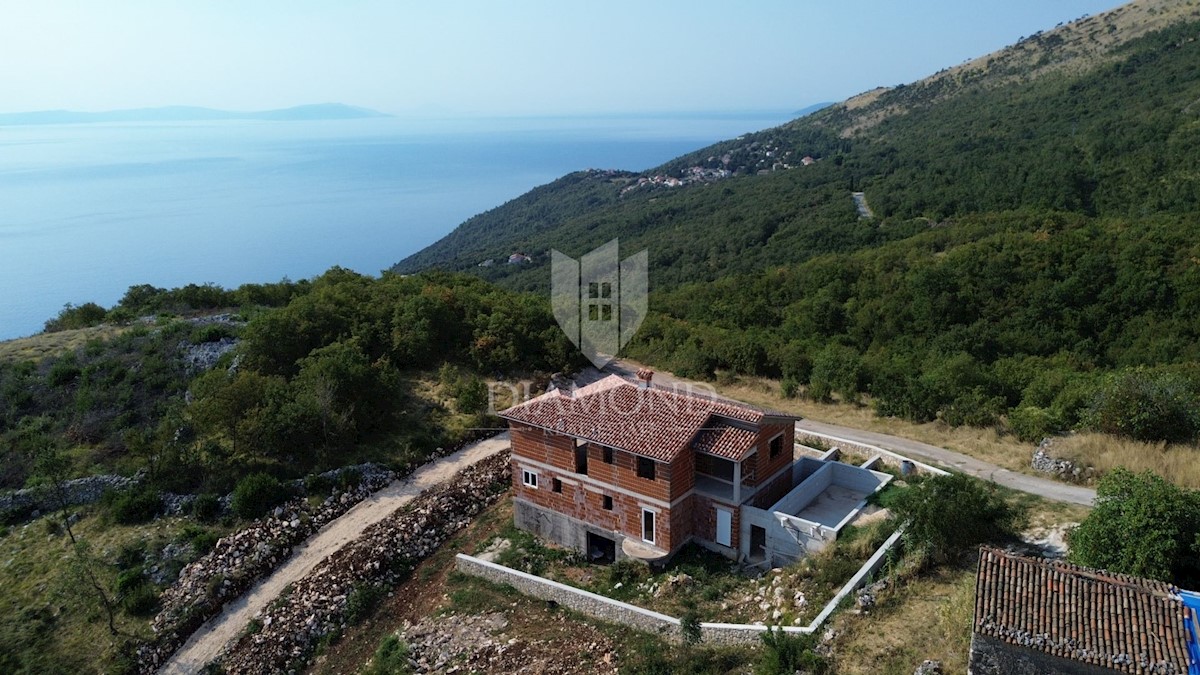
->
0;112;793;340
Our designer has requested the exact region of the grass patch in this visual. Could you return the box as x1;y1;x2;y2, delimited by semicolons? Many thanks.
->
1050;432;1200;489
0;325;130;364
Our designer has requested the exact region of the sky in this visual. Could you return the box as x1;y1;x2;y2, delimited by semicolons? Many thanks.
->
0;0;1124;116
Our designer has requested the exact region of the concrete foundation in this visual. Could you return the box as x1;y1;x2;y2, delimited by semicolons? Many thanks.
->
514;497;646;563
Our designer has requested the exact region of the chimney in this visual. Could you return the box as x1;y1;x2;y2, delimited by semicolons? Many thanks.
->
636;369;654;388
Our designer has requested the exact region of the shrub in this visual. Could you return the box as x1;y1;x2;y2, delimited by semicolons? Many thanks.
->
44;302;108;332
191;493;221;522
757;627;827;675
345;582;387;625
680;608;702;645
1007;405;1063;443
121;584;159;617
304;474;335;496
104;488;161;525
178;525;220;555
454;377;489;415
1086;368;1200;443
891;473;1023;564
336;468;362;492
1069;468;1200;586
190;324;234;344
365;634;412;675
230;473;290;520
780;376;799;399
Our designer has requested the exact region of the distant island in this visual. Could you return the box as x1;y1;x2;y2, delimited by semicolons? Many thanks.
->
0;103;391;125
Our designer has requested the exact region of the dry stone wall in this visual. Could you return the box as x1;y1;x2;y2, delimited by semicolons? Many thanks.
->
213;451;512;674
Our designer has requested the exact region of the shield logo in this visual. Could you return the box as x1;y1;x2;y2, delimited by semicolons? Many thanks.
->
551;239;647;368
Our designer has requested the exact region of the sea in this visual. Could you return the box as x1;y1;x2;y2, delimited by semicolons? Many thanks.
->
0;111;794;340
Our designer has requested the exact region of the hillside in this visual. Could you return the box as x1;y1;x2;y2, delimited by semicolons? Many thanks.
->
394;0;1200;289
394;0;1200;441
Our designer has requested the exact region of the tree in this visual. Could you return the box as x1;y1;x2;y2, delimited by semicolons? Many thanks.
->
808;343;862;403
891;473;1023;564
1086;368;1200;443
32;443;122;636
1068;468;1200;586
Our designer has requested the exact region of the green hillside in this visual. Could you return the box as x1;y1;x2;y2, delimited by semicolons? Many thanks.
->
395;0;1200;440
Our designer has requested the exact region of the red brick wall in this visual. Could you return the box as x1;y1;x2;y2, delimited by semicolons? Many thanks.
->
692;494;740;552
511;423;576;473
752;463;795;509
510;424;682;551
745;422;794;488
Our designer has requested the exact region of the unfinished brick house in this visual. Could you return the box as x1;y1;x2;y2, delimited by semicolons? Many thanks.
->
500;373;890;566
970;546;1200;675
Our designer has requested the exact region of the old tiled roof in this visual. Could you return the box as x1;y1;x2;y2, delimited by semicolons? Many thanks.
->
500;375;791;462
974;546;1196;674
691;421;760;461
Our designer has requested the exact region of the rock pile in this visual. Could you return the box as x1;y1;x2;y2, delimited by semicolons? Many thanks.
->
215;452;511;674
856;579;889;611
0;472;140;518
1031;438;1093;482
913;659;943;675
393;610;618;674
135;464;397;672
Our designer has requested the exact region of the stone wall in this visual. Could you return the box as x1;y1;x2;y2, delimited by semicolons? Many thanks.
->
213;452;512;674
968;633;1123;675
0;473;140;518
454;524;906;647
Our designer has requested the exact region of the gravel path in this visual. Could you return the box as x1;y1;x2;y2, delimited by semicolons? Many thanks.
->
157;432;511;675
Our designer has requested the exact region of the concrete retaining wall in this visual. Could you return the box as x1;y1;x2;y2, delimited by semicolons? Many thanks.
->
830;461;889;494
795;430;949;477
455;554;682;638
455;523;906;646
773;463;832;515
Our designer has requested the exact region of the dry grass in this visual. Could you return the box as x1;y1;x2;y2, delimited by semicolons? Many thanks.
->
710;374;1034;473
1051;432;1200;489
830;565;976;675
0;510;205;672
0;325;128;363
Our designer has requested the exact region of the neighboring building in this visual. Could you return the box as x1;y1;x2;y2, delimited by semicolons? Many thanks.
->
500;372;890;566
507;252;532;264
970;546;1200;675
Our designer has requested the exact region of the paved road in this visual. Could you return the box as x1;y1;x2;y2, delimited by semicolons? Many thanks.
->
158;432;511;674
604;359;1095;507
796;419;1095;506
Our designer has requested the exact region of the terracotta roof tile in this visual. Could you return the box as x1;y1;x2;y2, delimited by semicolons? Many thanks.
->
500;375;792;462
691;421;760;461
974;546;1196;674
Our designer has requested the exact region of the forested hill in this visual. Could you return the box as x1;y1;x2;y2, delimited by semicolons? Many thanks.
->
391;0;1200;443
394;0;1200;293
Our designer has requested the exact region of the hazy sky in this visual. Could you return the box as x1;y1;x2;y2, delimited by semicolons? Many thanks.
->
1;0;1122;116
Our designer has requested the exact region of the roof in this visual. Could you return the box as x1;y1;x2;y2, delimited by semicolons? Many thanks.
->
974;546;1197;674
691;421;760;461
500;375;793;463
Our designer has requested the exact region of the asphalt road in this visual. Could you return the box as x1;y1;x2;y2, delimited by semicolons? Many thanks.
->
603;359;1096;507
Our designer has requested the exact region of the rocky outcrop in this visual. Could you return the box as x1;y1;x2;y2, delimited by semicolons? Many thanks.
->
215;452;511;674
182;337;238;371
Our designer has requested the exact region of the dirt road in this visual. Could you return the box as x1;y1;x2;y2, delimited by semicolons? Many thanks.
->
158;432;511;675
